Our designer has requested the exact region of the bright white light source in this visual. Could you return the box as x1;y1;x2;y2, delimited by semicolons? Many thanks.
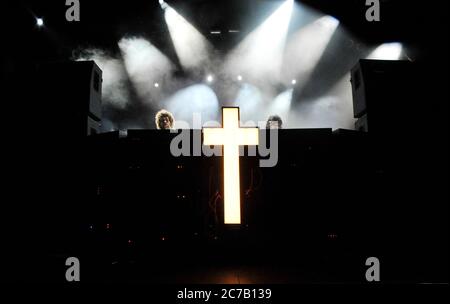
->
159;0;168;9
154;82;159;88
237;75;243;81
318;15;339;30
203;107;259;224
282;15;339;86
291;79;297;85
367;42;403;60
224;0;294;81
210;31;221;35
118;37;173;105
206;74;214;83
165;6;212;70
36;18;44;27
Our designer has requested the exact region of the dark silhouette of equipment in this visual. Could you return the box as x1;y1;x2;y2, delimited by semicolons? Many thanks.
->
34;60;103;137
351;59;418;134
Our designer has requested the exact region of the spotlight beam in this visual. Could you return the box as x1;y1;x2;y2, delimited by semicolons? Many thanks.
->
367;43;403;60
164;5;212;71
224;0;294;82
282;15;339;87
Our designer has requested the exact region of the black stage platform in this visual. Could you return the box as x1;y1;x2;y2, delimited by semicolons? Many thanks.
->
8;128;448;284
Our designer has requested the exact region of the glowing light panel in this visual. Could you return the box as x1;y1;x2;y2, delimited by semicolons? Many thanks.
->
203;108;259;224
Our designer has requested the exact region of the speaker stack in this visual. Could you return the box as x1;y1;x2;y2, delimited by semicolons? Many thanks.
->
35;60;103;137
350;59;418;135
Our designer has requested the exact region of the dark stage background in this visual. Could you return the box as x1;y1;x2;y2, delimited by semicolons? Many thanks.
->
2;0;449;286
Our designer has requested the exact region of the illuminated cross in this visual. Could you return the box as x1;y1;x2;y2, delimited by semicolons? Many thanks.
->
203;107;259;224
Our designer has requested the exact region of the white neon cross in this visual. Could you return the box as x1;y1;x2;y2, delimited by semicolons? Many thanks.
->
203;107;259;224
